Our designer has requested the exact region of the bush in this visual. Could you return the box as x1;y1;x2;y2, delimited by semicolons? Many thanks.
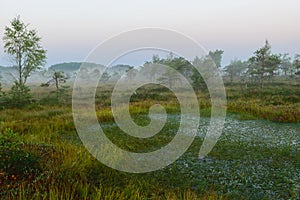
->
0;129;41;194
8;82;32;107
0;83;6;108
0;83;3;96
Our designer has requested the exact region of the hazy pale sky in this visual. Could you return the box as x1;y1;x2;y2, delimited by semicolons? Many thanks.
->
1;0;299;66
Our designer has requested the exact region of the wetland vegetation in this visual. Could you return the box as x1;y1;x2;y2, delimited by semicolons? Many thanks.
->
0;17;299;200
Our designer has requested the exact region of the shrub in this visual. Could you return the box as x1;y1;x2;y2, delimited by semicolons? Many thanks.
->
8;82;32;107
0;129;41;195
0;83;6;108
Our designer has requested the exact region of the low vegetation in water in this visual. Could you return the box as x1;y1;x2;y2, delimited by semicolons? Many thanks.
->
0;82;299;199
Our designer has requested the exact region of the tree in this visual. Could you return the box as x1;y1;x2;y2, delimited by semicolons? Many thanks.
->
280;53;293;76
9;82;31;106
126;66;137;80
248;40;279;88
208;50;224;68
293;54;300;75
141;63;159;82
0;83;4;97
149;54;193;88
165;56;193;79
265;54;281;80
100;71;110;83
52;71;68;93
0;82;7;107
157;67;180;88
152;54;161;64
190;56;206;90
3;16;46;106
41;71;68;98
224;59;247;84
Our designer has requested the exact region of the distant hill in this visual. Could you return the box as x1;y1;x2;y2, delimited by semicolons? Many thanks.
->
0;62;135;85
107;64;132;74
0;65;17;72
48;62;133;74
48;62;83;72
49;62;109;72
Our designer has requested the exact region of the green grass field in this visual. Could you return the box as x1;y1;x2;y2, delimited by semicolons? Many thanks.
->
0;81;299;199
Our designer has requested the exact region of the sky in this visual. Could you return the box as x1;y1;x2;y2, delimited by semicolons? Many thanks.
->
0;0;300;67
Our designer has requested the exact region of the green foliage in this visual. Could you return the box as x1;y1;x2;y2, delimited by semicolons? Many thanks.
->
248;40;281;88
191;55;221;91
8;81;32;107
2;16;46;107
208;49;224;68
0;83;4;98
3;16;46;85
190;67;206;90
0;128;21;149
145;54;200;89
100;71;110;83
0;102;298;199
157;67;180;88
0;82;8;109
42;71;68;90
224;59;248;83
0;129;41;195
280;53;293;76
293;54;300;75
41;71;70;105
1;34;300;199
125;66;137;80
52;71;67;88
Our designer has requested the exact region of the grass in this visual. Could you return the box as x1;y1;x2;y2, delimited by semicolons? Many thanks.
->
0;81;299;199
0;105;225;199
224;81;300;122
